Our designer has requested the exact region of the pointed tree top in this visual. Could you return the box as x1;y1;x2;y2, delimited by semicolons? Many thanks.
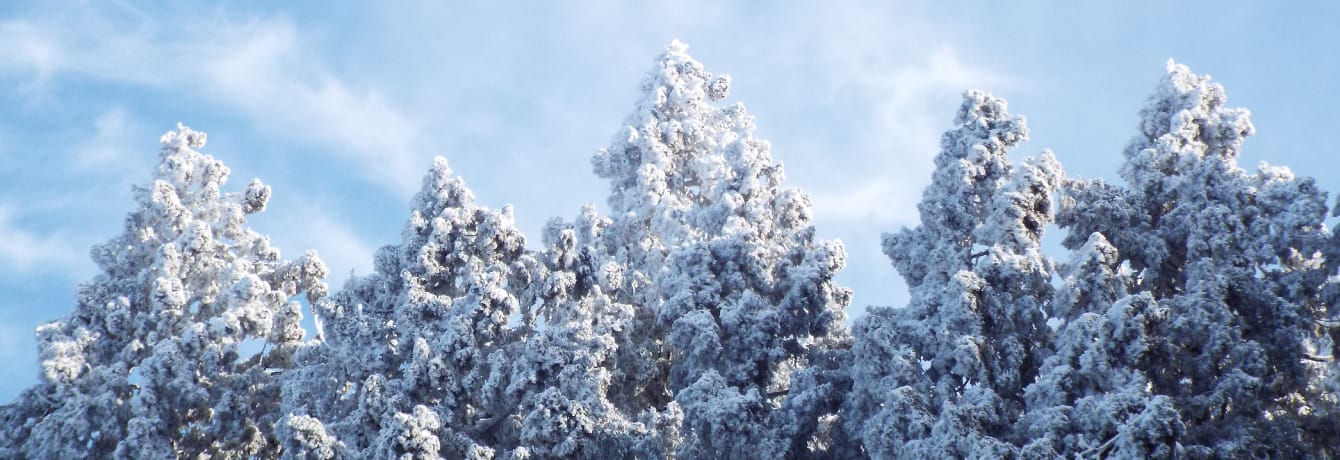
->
951;89;1028;152
1128;60;1254;168
903;91;1028;248
665;38;689;56
160;123;207;150
409;156;475;221
593;41;744;222
627;40;732;126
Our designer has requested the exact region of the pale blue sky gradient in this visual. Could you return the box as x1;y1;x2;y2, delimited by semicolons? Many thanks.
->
1;1;1337;401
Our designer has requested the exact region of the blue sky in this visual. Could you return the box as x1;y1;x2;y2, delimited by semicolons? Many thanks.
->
1;1;1337;401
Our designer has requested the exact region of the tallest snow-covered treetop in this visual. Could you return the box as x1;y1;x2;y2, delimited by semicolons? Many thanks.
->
593;39;738;257
590;40;853;458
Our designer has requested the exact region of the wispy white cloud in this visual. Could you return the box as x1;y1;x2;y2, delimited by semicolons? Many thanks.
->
0;10;173;89
191;20;424;194
71;108;140;172
254;198;377;289
0;7;426;195
0;205;86;276
808;44;1010;223
0;21;65;85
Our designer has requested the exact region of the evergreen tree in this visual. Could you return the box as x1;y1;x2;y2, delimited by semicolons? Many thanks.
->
589;41;853;458
506;206;679;458
1055;60;1336;458
844;91;1060;458
278;158;534;459
0;125;328;459
1017;233;1182;458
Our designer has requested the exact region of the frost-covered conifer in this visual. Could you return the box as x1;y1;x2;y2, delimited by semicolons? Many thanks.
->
279;158;533;459
503;207;679;458
845;91;1060;458
1056;61;1336;458
1017;233;1182;459
590;41;853;458
0;125;328;459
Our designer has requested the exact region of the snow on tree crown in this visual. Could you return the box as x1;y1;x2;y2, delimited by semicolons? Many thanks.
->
1123;60;1254;186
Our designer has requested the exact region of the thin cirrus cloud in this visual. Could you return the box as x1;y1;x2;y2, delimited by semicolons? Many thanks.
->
807;44;1011;225
0;206;84;276
192;21;426;195
71;109;143;173
0;10;427;196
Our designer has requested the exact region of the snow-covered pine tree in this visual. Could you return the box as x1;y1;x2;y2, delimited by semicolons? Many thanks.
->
0;125;328;459
589;41;853;458
503;206;679;458
1055;61;1336;458
844;91;1060;458
278;158;534;459
1016;233;1182;458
